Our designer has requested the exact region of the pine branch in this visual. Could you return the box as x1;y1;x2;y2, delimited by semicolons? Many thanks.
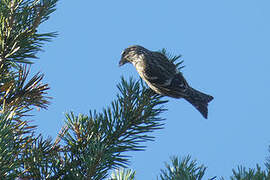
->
0;0;58;179
0;65;51;114
0;0;58;67
159;156;211;180
159;48;184;71
228;165;269;180
19;135;62;180
0;0;57;116
0;110;36;179
110;168;136;180
60;77;168;179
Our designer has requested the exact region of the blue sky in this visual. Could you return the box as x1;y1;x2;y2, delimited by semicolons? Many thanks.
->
31;0;270;179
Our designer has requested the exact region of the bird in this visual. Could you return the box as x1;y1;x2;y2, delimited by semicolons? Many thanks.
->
119;45;213;119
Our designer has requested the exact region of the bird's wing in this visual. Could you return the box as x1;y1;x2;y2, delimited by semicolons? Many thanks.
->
142;52;190;98
143;52;175;85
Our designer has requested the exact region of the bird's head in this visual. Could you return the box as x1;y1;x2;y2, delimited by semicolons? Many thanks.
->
119;45;149;66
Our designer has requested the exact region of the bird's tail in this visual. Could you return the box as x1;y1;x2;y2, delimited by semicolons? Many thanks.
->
184;88;213;119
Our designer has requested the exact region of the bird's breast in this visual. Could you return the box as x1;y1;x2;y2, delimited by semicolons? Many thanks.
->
132;62;164;95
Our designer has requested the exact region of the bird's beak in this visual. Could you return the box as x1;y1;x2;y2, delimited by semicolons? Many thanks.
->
119;58;127;66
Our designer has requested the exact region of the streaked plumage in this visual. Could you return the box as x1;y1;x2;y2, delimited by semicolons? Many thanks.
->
119;45;213;119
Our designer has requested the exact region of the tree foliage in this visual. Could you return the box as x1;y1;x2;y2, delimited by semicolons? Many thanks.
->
56;78;167;179
110;168;135;180
1;0;270;179
0;2;168;178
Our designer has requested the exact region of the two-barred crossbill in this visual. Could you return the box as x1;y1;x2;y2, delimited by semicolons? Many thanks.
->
119;45;213;119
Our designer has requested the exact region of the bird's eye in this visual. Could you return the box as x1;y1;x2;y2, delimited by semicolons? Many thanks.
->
121;50;128;57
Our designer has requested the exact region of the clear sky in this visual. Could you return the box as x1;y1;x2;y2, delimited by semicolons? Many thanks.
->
31;0;270;179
